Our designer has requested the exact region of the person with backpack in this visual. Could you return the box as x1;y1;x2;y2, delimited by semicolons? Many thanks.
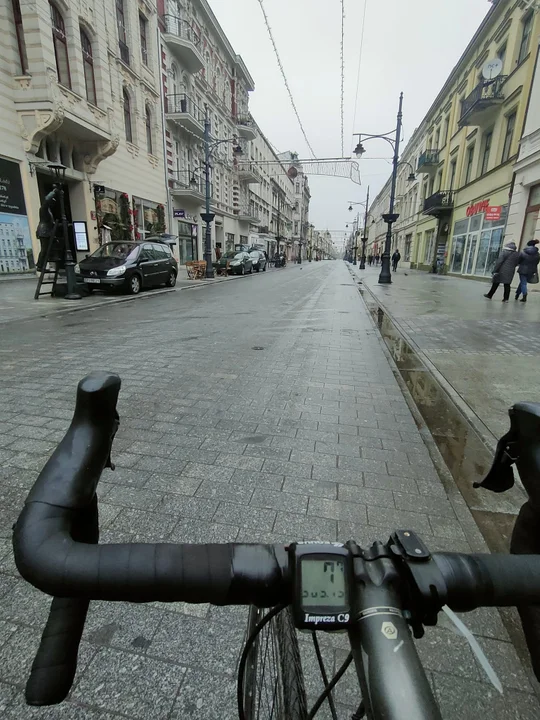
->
515;239;540;303
391;250;401;272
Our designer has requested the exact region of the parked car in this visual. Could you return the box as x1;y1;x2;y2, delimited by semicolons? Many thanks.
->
249;250;267;272
214;251;253;275
75;241;178;295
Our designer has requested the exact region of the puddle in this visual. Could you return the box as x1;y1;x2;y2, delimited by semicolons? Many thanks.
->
362;291;525;554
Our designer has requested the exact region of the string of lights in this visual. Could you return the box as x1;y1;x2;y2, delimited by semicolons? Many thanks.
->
256;0;317;158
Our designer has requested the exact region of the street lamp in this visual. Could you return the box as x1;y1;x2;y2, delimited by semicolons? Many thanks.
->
199;114;243;279
47;163;81;300
353;93;416;284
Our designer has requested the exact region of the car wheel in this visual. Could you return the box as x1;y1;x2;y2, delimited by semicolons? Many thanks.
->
128;274;141;295
255;266;260;272
166;270;177;287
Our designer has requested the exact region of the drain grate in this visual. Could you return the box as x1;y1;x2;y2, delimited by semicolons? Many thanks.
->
252;346;265;350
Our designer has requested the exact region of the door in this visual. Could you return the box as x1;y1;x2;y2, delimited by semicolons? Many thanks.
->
153;243;170;284
139;243;158;286
463;233;478;275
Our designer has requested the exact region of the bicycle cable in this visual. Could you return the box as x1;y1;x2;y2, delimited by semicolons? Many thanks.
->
311;631;339;720
307;650;354;720
236;604;287;720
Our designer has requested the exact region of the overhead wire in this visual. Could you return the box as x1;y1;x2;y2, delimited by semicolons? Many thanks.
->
350;0;368;144
340;0;345;157
256;0;317;159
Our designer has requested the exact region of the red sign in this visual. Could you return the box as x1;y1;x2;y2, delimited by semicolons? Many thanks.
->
466;199;490;217
485;206;502;222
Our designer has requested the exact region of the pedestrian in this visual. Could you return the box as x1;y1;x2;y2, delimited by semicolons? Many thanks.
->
391;250;401;272
515;239;540;303
483;241;519;302
375;254;380;265
215;243;222;261
368;254;373;266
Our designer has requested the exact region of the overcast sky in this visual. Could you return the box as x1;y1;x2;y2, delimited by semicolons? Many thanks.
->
210;0;491;245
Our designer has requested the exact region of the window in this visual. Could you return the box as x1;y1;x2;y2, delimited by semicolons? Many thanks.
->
50;3;70;88
479;130;492;176
518;12;533;66
423;230;436;263
434;128;440;149
139;14;148;66
449;159;457;191
123;88;132;144
501;112;516;163
145;106;153;154
497;43;507;71
116;0;129;64
464;145;475;185
442;117;449;146
80;29;97;106
12;0;28;73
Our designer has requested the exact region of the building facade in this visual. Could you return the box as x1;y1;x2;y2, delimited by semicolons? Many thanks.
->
367;0;540;279
2;0;168;274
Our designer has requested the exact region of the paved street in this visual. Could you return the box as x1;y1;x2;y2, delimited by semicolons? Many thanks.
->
0;261;538;719
353;266;540;442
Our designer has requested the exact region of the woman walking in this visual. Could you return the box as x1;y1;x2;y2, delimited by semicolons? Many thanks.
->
484;241;519;302
515;239;540;302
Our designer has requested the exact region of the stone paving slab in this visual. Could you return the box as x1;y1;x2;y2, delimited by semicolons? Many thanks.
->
0;261;538;718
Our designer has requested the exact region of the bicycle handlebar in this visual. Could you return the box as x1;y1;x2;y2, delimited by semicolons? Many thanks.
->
11;372;540;709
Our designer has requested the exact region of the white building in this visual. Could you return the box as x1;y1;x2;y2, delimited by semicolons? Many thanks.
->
505;40;540;248
2;0;167;273
278;152;310;261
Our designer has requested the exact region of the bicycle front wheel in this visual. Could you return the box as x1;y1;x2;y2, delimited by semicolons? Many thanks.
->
241;606;308;720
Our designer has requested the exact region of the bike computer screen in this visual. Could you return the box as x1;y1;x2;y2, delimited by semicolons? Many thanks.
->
290;544;352;629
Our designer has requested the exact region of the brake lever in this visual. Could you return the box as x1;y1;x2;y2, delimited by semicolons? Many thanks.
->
104;410;120;471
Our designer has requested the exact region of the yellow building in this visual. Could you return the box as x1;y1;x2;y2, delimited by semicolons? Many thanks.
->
371;1;540;279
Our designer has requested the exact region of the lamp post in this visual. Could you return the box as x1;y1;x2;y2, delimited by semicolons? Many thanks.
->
353;93;416;285
196;113;243;279
48;163;81;300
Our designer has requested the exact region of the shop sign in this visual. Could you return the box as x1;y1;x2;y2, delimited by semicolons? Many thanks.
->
466;199;490;217
485;206;502;222
0;158;34;273
173;209;186;218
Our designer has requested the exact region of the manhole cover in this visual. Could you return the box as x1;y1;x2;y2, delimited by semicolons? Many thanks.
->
252;346;265;350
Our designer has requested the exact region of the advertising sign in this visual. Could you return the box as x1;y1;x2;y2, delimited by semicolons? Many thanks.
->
0;158;34;274
173;209;186;218
485;206;502;222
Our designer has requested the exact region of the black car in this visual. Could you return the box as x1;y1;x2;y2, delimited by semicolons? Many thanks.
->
75;241;178;295
215;251;253;275
249;250;267;272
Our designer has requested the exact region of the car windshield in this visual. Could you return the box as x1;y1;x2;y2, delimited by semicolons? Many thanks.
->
223;251;238;259
91;243;139;261
234;253;245;259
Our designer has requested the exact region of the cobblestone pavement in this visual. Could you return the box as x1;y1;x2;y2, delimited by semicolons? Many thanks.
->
0;262;538;719
354;265;540;441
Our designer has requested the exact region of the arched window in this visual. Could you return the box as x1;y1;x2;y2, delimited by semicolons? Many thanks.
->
145;106;153;154
123;88;132;143
80;29;97;105
50;2;71;88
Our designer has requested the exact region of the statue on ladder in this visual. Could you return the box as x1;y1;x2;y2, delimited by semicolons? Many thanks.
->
36;186;64;271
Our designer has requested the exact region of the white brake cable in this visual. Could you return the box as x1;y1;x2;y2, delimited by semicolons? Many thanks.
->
442;605;503;694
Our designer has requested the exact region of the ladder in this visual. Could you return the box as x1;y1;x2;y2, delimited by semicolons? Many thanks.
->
34;221;61;300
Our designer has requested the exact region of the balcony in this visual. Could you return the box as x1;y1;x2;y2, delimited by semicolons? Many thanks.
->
165;94;205;138
162;15;204;73
459;76;507;129
422;191;454;217
169;177;204;203
417;149;440;176
234;205;260;224
236;116;257;141
236;161;262;184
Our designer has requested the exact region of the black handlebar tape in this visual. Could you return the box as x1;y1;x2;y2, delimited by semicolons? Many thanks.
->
24;371;121;510
434;552;540;610
25;597;90;706
14;503;289;605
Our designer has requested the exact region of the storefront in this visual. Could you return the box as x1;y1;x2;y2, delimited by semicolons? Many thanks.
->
448;201;508;278
176;220;197;265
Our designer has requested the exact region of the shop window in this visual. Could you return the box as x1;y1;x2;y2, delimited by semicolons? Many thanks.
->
139;14;148;66
145;105;153;154
520;184;540;248
423;230;435;263
123;88;132;144
464;144;475;185
116;0;129;64
501;112;516;163
479;130;493;176
517;12;533;66
50;2;71;88
11;0;28;74
80;29;97;106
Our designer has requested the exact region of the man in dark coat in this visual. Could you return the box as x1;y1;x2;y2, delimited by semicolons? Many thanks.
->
515;239;540;302
484;241;519;302
391;250;401;272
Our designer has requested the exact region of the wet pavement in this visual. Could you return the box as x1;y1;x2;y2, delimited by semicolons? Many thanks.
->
0;261;538;719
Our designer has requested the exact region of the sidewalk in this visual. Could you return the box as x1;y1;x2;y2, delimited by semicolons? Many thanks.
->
350;265;540;442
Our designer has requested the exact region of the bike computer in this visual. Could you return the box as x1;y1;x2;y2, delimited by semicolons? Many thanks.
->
289;543;353;629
